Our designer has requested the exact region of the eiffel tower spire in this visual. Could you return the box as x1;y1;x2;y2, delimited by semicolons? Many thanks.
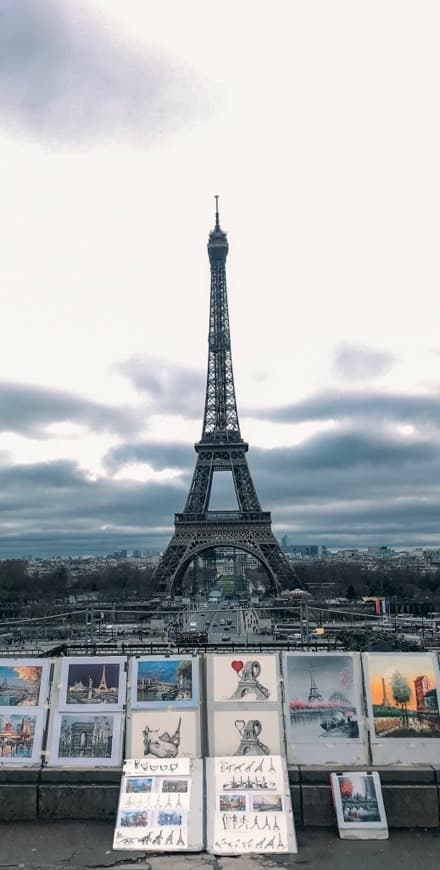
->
151;200;297;595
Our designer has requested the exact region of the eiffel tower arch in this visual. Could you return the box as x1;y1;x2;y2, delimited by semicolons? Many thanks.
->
152;199;297;596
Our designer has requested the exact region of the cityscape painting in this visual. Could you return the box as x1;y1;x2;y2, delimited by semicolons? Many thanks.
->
59;657;126;710
367;653;440;738
132;657;197;708
0;663;45;706
332;772;382;823
0;712;38;761
285;654;360;741
50;712;122;766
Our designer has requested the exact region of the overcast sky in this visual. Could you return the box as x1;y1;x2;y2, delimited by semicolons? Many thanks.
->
1;0;439;557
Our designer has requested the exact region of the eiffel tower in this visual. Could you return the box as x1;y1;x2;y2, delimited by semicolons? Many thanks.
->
151;199;297;595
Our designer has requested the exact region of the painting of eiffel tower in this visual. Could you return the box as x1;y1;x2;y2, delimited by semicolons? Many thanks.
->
65;661;121;705
285;655;359;740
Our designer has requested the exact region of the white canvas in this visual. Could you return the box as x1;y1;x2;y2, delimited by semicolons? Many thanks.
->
128;710;200;759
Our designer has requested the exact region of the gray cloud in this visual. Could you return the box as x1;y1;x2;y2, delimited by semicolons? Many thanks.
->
0;0;207;144
256;389;440;427
103;441;193;474
117;355;205;417
0;381;139;438
333;344;395;380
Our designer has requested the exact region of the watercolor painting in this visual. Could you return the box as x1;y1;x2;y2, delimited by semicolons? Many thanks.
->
136;659;192;703
219;794;247;812
367;654;440;738
121;810;151;827
0;664;44;707
252;794;283;812
285;654;360;741
0;712;37;759
161;780;189;793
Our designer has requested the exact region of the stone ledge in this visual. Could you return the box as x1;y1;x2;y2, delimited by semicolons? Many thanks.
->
0;783;37;821
38;784;119;821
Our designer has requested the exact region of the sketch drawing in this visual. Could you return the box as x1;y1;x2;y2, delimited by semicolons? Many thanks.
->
66;662;120;705
368;654;440;738
0;713;37;759
234;720;270;756
143;717;181;758
230;661;269;701
136;659;193;703
286;655;360;740
58;714;113;758
0;665;43;707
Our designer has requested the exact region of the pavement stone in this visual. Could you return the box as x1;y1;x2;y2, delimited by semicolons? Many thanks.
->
0;823;439;870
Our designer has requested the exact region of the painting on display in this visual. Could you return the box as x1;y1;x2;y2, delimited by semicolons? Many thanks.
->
207;755;297;855
211;655;279;703
0;709;44;765
366;653;440;739
284;654;361;741
211;710;282;757
131;656;199;709
58;657;126;711
330;771;388;839
128;710;199;759
0;659;50;707
48;711;123;766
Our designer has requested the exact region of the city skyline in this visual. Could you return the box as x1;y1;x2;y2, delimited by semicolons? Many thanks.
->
1;1;440;557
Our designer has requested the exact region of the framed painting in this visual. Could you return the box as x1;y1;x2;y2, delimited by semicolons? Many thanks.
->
48;711;123;767
281;652;368;764
330;771;388;839
130;656;199;709
57;656;126;711
0;659;50;708
127;710;200;759
363;651;440;763
0;707;45;765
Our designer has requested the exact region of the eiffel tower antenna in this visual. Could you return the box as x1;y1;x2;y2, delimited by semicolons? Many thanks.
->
151;200;298;595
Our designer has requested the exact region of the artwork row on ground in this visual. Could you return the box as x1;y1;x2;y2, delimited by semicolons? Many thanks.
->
113;755;297;855
0;652;439;766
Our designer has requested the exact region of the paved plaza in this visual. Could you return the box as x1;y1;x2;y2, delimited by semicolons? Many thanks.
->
0;823;439;870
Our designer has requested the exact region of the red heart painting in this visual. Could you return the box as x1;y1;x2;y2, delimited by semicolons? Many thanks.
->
231;660;243;674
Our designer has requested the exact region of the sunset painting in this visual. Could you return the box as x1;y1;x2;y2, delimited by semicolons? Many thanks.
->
367;654;440;738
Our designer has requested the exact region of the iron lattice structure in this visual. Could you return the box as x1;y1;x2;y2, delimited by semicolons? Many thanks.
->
151;201;297;595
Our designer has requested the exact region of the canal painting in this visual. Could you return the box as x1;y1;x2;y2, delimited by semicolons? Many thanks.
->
136;659;193;704
0;664;44;706
367;654;440;738
285;655;360;740
0;713;37;759
66;662;121;705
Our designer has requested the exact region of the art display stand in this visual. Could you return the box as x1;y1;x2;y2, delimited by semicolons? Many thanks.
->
113;757;204;851
206;754;297;855
330;770;388;839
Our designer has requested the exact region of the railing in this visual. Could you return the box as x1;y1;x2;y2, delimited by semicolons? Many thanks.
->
175;511;271;524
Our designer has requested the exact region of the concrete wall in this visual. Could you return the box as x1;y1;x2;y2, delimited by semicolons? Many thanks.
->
1;766;439;828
